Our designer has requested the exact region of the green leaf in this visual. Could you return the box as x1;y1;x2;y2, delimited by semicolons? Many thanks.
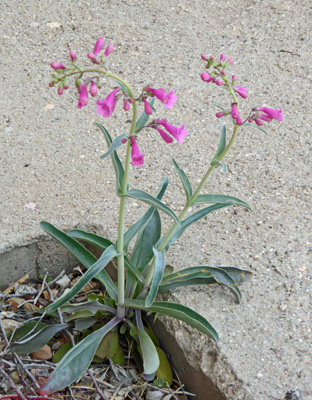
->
210;160;227;173
155;347;173;387
11;324;68;354
75;318;98;331
135;97;156;133
172;159;192;204
124;256;145;285
39;317;120;395
94;329;125;365
100;133;128;159
213;103;226;111
126;210;161;299
124;300;218;341
243;122;268;135
219;266;252;283
94;122;125;193
61;300;116;316
52;341;73;363
11;321;47;342
145;248;165;307
123;177;168;253
122;189;180;225
115;80;131;97
40;222;117;300
193;194;252;210
213;124;226;160
160;203;237;250
67;229;114;250
45;245;119;313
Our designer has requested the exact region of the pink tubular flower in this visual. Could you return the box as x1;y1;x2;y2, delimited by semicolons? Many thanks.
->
143;98;153;115
77;84;89;109
89;82;98;97
146;87;177;109
93;37;105;56
69;50;77;62
50;62;66;70
96;88;119;118
130;136;145;166
123;100;130;111
201;72;214;82
104;44;114;57
220;53;226;62
157;120;188;143
215;78;224;86
155;126;173;143
216;111;225;118
258;113;272;122
231;104;239;119
236;116;244;125
257;107;284;122
235;85;248;99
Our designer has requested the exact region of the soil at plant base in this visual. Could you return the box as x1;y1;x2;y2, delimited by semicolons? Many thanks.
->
0;0;311;399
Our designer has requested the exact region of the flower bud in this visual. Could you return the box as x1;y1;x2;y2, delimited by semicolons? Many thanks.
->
57;87;64;95
220;53;226;62
235;85;248;99
221;70;226;76
89;82;98;97
232;74;237;82
216;111;225;118
50;62;66;70
87;52;96;60
236;116;244;125
227;57;233;64
201;72;213;82
128;98;134;104
254;118;264;126
93;37;105;56
69;50;77;61
123;100;130;111
215;78;224;86
210;56;214;61
201;54;208;61
104;44;114;57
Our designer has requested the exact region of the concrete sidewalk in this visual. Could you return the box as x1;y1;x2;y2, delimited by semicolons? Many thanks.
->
1;1;311;399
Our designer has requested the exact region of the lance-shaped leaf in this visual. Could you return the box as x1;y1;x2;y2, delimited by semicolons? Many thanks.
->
126;210;161;299
145;248;166;307
124;255;145;285
123;177;168;253
124;299;218;341
67;229;114;250
159;265;242;302
45;245;119;313
135;310;160;377
61;300;116;316
100;133;128;159
135;97;156;133
210;160;227;173
213;124;226;160
95;122;125;192
40;222;117;300
11;323;68;354
160;203;236;250
115;80;131;97
172;159;192;205
218;266;252;284
193;194;252;210
39;317;120;395
121;189;179;225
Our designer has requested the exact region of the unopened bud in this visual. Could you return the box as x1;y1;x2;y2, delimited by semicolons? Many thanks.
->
201;54;208;61
123;100;130;111
228;57;233;64
216;111;225;118
232;74;237;82
215;78;224;86
220;53;226;62
104;44;114;57
50;62;66;70
69;50;77;62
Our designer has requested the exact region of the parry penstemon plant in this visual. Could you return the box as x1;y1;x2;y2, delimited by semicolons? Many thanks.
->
11;39;283;395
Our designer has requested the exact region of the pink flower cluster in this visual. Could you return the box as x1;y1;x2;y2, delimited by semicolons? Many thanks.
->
87;37;115;64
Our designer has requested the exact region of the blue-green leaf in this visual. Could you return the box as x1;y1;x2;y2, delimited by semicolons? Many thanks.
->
115;80;131;97
210;160;227;173
125;300;218;341
67;229;114;250
135;97;156;133
39;317;120;395
11;324;68;354
122;189;179;225
172;159;192;204
123;178;168;253
145;248;165;307
213;124;226;160
193;194;252;210
213;103;226;111
94;122;125;193
100;133;128;159
124;256;145;285
46;245;119;312
40;222;117;300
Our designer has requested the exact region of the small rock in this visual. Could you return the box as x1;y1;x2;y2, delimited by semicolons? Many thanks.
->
23;303;39;313
1;318;21;335
42;289;58;300
55;275;70;290
10;370;27;383
146;391;163;400
7;297;24;310
15;285;37;296
31;344;52;360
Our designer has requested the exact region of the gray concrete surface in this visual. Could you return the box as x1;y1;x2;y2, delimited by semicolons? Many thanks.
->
1;0;311;399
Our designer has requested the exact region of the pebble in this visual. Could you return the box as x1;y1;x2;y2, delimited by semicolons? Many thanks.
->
31;344;52;361
14;285;37;296
1;318;21;335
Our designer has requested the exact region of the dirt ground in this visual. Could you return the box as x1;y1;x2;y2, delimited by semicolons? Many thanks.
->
1;0;311;399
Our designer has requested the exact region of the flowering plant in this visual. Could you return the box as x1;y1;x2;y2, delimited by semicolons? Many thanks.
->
11;39;283;395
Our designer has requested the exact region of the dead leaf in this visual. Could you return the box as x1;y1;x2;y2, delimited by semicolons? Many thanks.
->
46;22;61;29
3;272;31;294
45;103;55;110
24;203;37;210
